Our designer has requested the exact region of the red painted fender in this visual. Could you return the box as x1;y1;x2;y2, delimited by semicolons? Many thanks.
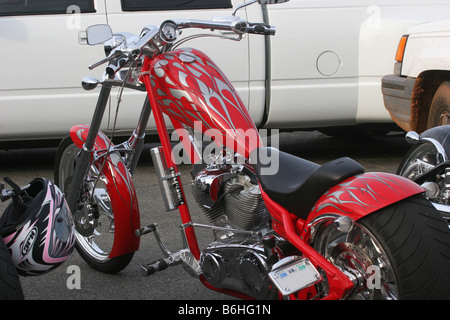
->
260;172;424;299
306;172;424;223
70;125;140;258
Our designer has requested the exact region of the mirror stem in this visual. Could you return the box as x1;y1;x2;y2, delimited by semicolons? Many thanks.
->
232;0;258;16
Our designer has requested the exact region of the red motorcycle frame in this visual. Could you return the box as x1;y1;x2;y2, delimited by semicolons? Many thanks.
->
143;48;423;299
58;8;449;300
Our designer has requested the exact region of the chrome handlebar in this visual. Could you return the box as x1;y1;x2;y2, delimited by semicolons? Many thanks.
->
175;17;275;35
87;17;275;76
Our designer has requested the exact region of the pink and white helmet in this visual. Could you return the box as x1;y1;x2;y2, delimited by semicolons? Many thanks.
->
0;177;75;276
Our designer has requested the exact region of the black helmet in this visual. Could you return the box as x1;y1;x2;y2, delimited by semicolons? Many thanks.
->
0;177;75;276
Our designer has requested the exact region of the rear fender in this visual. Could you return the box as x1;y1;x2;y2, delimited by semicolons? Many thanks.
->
261;172;424;299
305;172;424;224
70;125;140;258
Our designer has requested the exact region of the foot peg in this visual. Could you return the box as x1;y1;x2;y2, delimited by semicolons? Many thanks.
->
140;250;201;278
140;257;176;277
137;223;202;278
135;224;157;237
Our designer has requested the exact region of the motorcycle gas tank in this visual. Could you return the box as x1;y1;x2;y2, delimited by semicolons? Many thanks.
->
149;48;262;158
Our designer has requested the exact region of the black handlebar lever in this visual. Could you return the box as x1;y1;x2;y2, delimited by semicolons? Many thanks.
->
106;54;129;78
247;22;276;35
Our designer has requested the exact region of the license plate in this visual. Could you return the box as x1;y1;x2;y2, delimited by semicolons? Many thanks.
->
269;256;322;296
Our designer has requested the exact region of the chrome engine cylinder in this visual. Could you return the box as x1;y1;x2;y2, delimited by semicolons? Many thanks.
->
224;175;270;231
191;162;270;231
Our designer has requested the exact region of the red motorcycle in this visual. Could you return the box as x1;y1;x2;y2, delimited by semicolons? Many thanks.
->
54;0;450;300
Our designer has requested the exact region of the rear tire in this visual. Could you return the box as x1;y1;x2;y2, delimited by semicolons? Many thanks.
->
314;195;450;300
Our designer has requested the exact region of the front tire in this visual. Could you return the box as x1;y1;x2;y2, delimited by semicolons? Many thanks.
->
54;136;134;274
313;195;450;300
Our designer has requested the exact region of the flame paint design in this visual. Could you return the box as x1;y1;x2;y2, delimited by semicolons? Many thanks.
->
308;172;424;220
150;48;262;157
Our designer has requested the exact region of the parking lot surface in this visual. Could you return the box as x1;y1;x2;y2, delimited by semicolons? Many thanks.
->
0;130;410;300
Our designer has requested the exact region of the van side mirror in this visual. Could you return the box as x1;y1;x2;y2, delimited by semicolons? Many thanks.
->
86;24;113;45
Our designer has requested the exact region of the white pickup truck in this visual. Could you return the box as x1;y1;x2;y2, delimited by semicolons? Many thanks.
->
1;0;450;143
382;18;450;133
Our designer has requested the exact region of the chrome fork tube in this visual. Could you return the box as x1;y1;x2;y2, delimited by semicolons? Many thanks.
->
126;97;152;174
66;84;112;213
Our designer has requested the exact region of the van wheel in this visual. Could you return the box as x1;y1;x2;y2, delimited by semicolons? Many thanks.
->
427;81;450;128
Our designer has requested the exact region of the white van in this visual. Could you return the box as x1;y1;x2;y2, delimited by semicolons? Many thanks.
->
1;0;450;143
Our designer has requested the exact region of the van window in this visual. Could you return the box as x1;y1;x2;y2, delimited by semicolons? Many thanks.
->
121;0;232;11
0;0;95;16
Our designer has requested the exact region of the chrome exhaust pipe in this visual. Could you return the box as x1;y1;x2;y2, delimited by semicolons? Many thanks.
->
150;146;179;211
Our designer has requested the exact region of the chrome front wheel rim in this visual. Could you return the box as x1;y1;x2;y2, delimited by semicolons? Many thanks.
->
59;144;115;263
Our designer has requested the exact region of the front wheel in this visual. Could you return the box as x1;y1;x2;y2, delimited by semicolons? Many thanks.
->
313;195;450;300
54;136;134;274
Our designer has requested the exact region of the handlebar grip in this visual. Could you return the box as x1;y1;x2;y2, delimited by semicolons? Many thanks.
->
105;55;128;77
246;22;276;36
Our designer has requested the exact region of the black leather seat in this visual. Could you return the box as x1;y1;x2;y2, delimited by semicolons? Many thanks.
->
251;147;364;219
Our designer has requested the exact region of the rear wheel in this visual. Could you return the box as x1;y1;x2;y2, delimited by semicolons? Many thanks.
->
397;140;450;207
397;140;443;180
313;195;450;300
54;136;133;274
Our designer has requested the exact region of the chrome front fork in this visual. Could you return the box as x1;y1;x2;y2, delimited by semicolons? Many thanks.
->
66;85;112;213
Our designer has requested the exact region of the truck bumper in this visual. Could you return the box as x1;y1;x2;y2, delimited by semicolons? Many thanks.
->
381;74;416;132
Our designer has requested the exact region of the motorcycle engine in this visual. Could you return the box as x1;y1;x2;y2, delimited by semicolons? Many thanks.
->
191;159;270;231
190;156;283;299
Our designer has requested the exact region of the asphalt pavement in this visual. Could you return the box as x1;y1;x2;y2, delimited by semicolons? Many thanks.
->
0;130;410;300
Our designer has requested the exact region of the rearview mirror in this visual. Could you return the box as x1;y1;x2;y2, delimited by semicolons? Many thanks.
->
258;0;289;4
86;24;113;45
